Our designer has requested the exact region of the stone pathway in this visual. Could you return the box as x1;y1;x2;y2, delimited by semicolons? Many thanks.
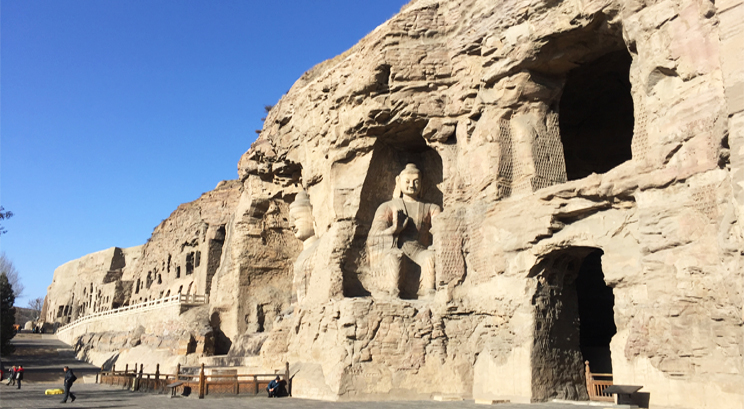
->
1;333;100;383
0;333;608;409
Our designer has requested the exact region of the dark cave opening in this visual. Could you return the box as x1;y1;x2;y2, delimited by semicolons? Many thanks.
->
576;250;616;374
559;50;634;181
210;311;232;355
530;247;616;401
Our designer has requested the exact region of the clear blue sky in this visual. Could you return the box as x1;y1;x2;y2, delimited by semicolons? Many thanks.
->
1;0;408;306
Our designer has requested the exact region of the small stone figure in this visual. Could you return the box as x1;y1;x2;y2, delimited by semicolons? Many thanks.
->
368;164;441;298
289;190;318;304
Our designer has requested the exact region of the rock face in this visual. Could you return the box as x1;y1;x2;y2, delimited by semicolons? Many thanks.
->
44;246;143;324
44;180;243;359
44;0;744;407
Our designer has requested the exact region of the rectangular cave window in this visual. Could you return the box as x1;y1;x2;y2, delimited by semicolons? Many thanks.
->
195;251;201;267
186;252;194;275
559;50;634;180
176;266;181;278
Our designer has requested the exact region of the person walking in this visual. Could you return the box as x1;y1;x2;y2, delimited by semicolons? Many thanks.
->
61;366;77;403
15;365;23;389
6;365;16;386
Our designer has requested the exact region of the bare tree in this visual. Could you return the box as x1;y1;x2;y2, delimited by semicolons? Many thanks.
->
0;206;12;235
0;252;23;298
27;296;44;318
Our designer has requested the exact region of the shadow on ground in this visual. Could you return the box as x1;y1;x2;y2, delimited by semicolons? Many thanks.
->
1;333;99;382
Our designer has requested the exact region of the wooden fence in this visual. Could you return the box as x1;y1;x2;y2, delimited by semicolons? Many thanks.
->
585;360;613;402
99;362;290;398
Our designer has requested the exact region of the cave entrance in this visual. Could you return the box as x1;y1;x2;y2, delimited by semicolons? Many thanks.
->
530;247;616;401
210;311;232;355
559;50;634;181
576;250;616;374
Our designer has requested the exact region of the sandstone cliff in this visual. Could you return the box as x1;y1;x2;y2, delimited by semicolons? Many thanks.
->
45;0;744;406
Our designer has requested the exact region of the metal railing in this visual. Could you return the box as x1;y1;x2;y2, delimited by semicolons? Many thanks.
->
57;293;208;334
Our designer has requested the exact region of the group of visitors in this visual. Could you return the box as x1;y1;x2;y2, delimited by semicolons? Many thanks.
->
11;324;45;333
2;365;77;402
5;365;23;388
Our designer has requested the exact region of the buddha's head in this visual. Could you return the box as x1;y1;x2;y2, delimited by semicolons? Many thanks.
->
289;190;315;241
395;163;422;200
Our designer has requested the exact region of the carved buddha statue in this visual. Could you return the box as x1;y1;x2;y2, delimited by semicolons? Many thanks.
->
289;190;318;304
367;163;441;298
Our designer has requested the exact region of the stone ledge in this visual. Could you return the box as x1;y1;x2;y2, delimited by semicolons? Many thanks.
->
475;398;511;404
432;394;464;401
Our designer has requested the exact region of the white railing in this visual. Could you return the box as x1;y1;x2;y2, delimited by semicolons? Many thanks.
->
56;293;208;334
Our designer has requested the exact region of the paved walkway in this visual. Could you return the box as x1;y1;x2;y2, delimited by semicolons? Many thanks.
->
1;333;100;383
0;334;608;409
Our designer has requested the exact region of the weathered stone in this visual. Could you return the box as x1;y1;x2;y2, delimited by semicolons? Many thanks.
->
367;164;441;299
44;0;744;407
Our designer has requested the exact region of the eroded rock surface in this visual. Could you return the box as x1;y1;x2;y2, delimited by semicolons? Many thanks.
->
45;0;744;407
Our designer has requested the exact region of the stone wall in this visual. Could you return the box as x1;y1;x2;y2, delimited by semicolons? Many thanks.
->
125;179;241;306
57;302;194;346
45;246;142;325
238;0;742;405
44;180;241;326
67;304;213;374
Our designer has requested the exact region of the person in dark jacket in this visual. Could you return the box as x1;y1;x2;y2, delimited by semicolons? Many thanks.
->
15;365;23;389
266;376;280;397
61;366;77;403
6;365;16;386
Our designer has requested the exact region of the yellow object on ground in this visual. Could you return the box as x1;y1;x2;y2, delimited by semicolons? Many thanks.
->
45;388;64;395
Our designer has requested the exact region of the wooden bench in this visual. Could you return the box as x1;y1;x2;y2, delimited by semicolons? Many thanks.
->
604;384;646;406
166;381;184;398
